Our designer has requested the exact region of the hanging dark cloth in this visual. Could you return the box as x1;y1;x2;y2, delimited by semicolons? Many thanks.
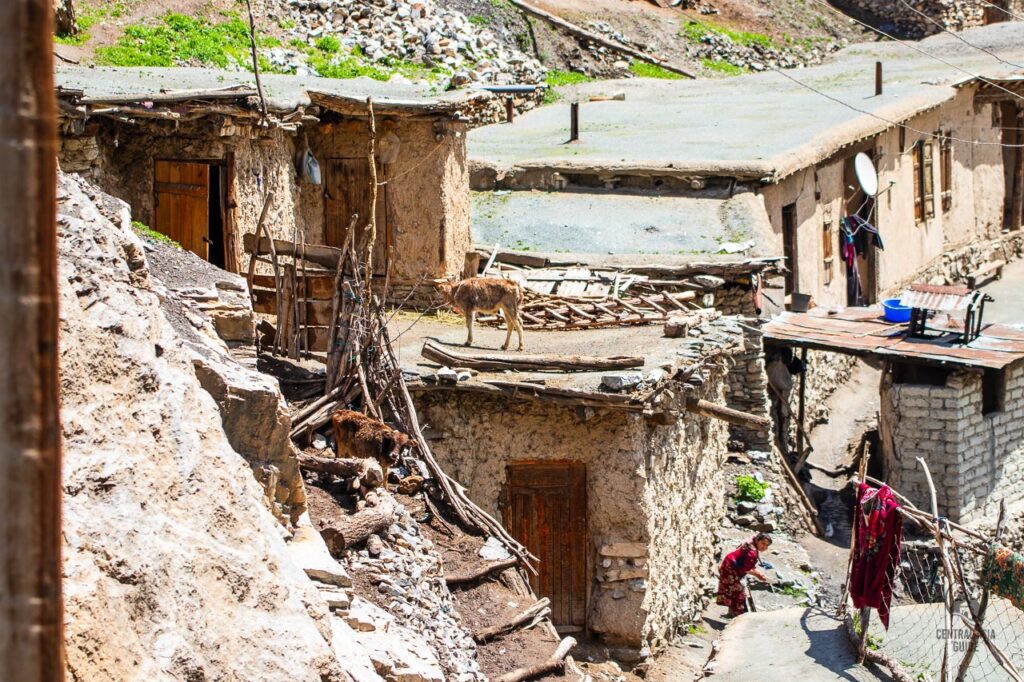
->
850;483;903;629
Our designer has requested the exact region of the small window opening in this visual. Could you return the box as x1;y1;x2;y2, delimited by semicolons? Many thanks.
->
892;362;949;386
983;368;1006;415
913;139;935;222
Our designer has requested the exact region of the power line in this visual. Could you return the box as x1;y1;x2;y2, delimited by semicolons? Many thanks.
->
806;0;1024;105
895;0;1024;70
767;64;1024;148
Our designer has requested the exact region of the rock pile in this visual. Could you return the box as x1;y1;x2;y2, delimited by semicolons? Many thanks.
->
686;30;843;73
263;0;546;87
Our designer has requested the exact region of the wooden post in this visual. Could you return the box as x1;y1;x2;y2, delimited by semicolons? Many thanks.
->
570;102;579;142
875;61;883;97
0;1;65;680
505;97;515;123
795;347;808;463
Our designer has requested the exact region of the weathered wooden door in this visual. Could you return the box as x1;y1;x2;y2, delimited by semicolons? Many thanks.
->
325;158;389;273
503;462;587;627
154;160;210;260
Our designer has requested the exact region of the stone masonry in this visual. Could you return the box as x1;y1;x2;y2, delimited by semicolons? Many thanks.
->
840;0;1022;39
881;361;1024;523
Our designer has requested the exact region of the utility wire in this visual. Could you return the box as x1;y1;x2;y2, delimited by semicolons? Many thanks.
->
767;64;1024;148
895;0;1024;70
806;0;1024;104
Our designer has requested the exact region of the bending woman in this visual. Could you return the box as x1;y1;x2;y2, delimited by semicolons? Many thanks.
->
716;532;772;617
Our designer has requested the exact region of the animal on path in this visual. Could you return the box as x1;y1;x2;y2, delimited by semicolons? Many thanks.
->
435;276;525;351
331;409;411;484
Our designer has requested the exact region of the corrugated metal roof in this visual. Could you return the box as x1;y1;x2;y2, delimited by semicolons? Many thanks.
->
763;308;1024;370
899;284;975;312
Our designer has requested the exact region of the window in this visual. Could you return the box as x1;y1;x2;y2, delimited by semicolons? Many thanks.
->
822;220;834;285
938;131;953;213
983;368;1006;415
913;139;935;222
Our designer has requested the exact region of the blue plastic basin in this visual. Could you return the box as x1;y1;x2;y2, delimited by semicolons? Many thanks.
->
882;298;911;323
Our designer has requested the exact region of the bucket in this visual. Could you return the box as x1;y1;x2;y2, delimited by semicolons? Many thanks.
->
790;293;812;313
882;298;912;323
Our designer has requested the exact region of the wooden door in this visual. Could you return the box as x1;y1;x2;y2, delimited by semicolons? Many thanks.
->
503;462;587;627
325;158;389;273
781;202;798;297
154;160;210;260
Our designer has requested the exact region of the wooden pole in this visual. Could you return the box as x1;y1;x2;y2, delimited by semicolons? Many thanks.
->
570;102;579;142
365;97;378;293
795;347;808;465
875;61;883;97
0;1;65;679
243;0;269;122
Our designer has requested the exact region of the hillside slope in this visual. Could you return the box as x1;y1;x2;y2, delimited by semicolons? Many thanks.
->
55;0;869;84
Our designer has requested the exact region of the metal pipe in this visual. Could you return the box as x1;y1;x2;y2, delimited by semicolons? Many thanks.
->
0;1;64;680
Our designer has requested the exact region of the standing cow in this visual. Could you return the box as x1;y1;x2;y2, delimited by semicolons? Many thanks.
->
435;276;525;351
331;409;410;484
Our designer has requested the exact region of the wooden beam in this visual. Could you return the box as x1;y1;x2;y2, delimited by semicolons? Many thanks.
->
243;232;344;270
1;1;65;679
421;340;644;373
684;397;771;430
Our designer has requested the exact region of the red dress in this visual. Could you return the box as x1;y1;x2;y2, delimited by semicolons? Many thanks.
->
850;483;902;629
717;542;759;614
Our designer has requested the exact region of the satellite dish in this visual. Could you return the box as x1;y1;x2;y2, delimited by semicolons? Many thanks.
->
854;153;879;197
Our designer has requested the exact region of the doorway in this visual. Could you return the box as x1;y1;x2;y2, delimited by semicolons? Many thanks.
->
325;157;391;274
503;461;587;628
782;202;798;297
1000;102;1023;232
153;159;227;268
842;151;878;304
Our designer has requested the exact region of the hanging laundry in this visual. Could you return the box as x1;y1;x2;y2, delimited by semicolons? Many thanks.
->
848;215;885;252
983;546;1024;611
850;483;903;629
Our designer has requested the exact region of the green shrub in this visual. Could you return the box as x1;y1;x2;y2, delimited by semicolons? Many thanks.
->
701;58;744;76
315;35;341;54
628;61;684;80
545;69;592;87
680;19;775;49
735;474;768;502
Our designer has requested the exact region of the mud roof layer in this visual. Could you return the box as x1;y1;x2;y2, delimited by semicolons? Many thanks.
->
469;22;1024;182
472;187;774;257
763;308;1024;370
55;66;485;116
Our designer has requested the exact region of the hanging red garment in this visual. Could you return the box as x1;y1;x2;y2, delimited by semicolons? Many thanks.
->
850;483;903;629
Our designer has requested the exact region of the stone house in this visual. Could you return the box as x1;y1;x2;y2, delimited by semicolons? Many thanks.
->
764;306;1024;523
56;66;480;293
395;313;767;654
467;23;1024;311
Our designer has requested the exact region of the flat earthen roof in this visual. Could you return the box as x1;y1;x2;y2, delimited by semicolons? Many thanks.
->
763;308;1024;370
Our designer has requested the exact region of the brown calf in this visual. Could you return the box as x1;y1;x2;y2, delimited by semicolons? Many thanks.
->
436;276;525;351
331;409;411;484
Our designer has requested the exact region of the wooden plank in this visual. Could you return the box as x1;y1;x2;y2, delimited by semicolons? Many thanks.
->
243;233;343;270
252;273;335;299
421;340;644;372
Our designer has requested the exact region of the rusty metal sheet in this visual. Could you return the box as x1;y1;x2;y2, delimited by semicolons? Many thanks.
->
763;309;1024;370
899;283;974;312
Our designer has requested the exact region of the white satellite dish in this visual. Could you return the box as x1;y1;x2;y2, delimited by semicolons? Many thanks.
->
854;153;879;197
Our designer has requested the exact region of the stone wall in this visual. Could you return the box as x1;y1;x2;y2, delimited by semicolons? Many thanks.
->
887;232;1024;295
838;0;1020;38
413;372;731;651
881;362;1024;523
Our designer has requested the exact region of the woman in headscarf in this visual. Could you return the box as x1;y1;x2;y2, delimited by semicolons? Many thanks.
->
716;533;772;617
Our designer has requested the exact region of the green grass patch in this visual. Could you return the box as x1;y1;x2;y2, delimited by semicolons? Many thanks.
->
132;220;180;248
315;35;341;54
628;61;683;80
95;12;279;69
278;18;296;29
468;14;489;26
545;69;593;87
55;2;129;45
701;58;744;76
735;474;768;502
680;19;776;49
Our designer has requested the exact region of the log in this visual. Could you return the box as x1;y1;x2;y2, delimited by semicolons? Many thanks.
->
297;454;384;489
474;598;551;643
318;495;395;554
507;0;695;78
493;637;576;682
422;340;644;373
446;558;519;586
684;397;771;430
243;232;344;270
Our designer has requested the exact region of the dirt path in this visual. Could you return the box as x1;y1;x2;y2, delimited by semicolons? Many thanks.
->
980;257;1024;326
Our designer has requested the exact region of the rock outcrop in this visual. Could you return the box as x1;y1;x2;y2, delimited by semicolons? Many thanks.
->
58;172;348;681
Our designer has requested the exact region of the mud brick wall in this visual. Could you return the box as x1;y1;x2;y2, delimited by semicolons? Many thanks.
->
413;372;731;652
881;362;1024;523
